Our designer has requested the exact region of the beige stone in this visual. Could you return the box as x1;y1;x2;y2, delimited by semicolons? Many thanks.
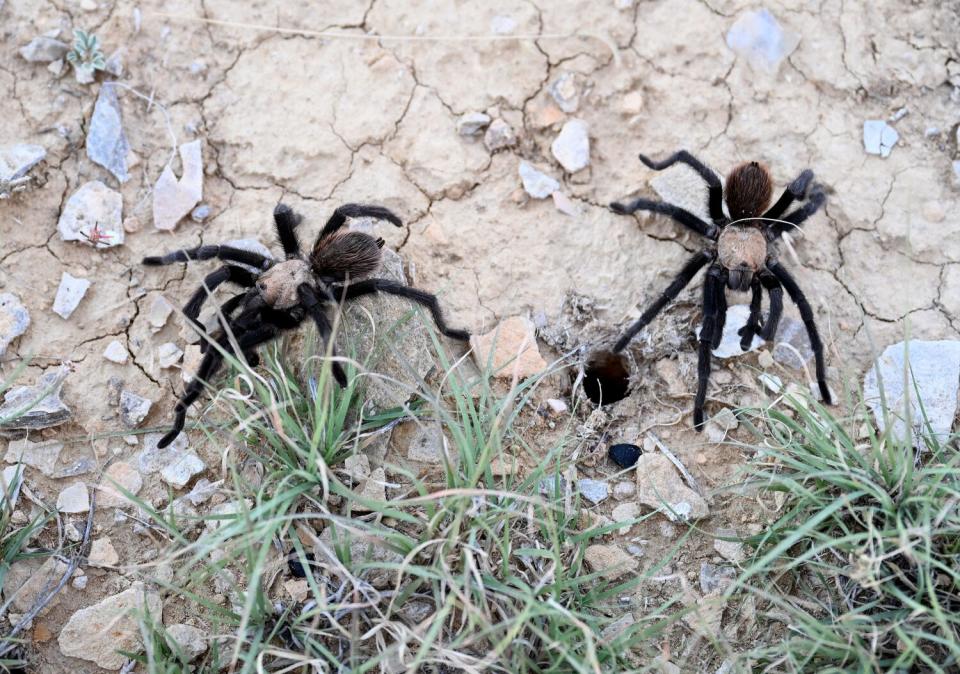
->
583;544;638;581
471;316;546;380
635;454;709;522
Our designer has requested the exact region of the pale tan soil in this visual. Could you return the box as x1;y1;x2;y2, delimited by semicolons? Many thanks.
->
1;0;959;670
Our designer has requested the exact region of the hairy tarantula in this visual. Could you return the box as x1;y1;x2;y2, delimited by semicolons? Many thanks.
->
609;150;832;429
143;203;470;448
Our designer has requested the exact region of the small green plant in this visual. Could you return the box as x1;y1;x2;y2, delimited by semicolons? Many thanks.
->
66;29;105;84
733;390;960;673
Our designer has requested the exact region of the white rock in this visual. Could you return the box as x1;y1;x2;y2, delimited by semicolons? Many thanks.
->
0;292;30;357
58;181;124;247
698;304;764;358
0;144;46;184
98;461;143;508
518;161;560;199
457;112;491;137
0;367;71;430
165;623;208;661
4;438;63;476
56;482;89;513
545;398;568;414
157;342;184;368
88;537;119;567
863;120;900;158
58;583;161;669
160;451;205;488
153;139;203;230
726;8;800;74
148;295;174;330
52;272;91;319
550;119;590;172
863;340;960;445
577;478;609;504
103;339;128;363
548;72;580;113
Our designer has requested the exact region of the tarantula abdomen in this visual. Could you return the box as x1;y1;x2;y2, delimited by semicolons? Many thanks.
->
311;230;384;283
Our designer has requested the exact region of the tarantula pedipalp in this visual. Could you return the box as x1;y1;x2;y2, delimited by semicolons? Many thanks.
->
609;150;832;429
143;203;470;449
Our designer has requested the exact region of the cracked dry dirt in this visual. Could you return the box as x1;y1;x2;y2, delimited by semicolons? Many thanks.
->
2;0;960;670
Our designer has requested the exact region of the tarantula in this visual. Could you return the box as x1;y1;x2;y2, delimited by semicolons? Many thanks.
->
143;203;470;448
609;150;832;429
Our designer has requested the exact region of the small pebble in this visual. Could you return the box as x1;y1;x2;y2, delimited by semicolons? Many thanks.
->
484;119;517;152
456;112;491;137
102;340;128;363
190;204;211;222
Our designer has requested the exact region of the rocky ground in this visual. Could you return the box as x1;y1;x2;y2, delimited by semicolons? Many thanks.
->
1;0;960;670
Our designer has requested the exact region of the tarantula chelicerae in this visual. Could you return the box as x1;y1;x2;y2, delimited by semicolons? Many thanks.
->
143;203;470;448
609;150;833;429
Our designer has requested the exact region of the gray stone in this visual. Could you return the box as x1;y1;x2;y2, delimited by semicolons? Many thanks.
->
0;293;30;357
483;119;517;152
165;623;207;662
699;562;737;594
711;407;739;432
190;203;211;222
184;477;219;506
456;112;491;137
725;8;800;74
0;367;71;431
147;295;174;331
138;432;188;473
771;316;814;369
50;457;95;479
699;304;763;358
160;451;205;488
713;529;745;562
57;180;124;247
86;83;130;183
862;340;960;445
7;556;69;613
863;120;899;158
157;342;184;369
548;72;580;113
56;482;89;513
577;478;609;504
98;461;143;508
4;438;64;476
518;161;560;199
119;389;152;428
0;144;45;199
58;583;161;669
635;453;709;522
550;119;590;172
19;36;69;62
52;272;91;319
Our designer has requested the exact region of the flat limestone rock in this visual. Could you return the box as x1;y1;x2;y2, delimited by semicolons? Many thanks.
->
0;293;30;357
153;140;203;231
635;453;709;522
863;340;960;445
58;181;124;247
58;582;161;670
471;316;547;380
52;272;91;319
86;83;130;183
4;437;64;476
0;367;71;431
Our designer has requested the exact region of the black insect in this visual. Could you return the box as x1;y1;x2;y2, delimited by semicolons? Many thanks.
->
609;150;832;429
143;203;470;448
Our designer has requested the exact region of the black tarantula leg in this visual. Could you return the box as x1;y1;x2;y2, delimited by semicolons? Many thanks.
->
694;266;724;429
609;198;718;239
296;284;348;387
763;169;814;220
183;266;257;323
319;204;403;240
758;272;784;340
769;184;826;238
337;279;470;341
767;262;832;404
157;323;279;448
274;203;303;259
638;150;725;224
613;250;715;352
143;245;270;270
711;269;729;350
738;277;764;351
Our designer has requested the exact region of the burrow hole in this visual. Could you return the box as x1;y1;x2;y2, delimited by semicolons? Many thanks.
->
582;350;631;406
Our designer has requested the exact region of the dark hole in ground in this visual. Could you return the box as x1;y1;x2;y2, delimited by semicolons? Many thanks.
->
582;350;631;405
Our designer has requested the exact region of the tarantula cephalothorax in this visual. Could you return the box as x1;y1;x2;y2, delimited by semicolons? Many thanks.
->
609;150;832;429
143;203;470;448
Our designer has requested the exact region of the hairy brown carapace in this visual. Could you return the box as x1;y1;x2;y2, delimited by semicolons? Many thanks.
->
725;161;773;221
310;230;384;282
